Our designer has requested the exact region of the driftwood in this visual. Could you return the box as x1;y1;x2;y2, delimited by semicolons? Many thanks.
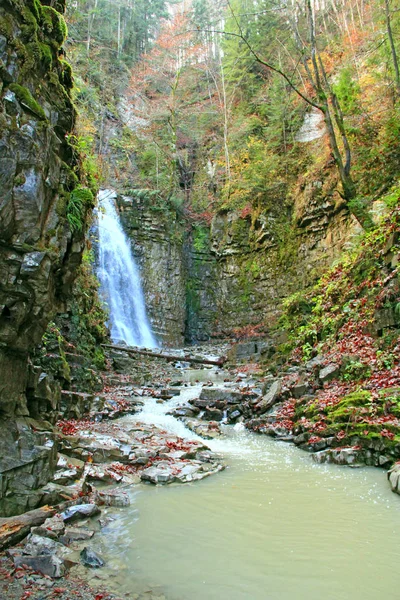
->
0;505;56;551
0;495;91;551
102;344;226;367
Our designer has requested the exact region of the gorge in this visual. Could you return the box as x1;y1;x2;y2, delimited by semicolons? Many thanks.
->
1;0;400;599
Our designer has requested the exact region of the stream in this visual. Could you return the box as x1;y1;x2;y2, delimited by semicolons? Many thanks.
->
85;367;400;600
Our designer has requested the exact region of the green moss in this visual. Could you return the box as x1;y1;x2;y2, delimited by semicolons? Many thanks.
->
56;193;68;217
20;6;39;39
59;59;73;89
8;83;46;120
192;225;209;253
67;186;94;233
60;163;79;190
28;0;43;22
325;390;372;422
39;42;53;69
14;173;26;187
41;6;68;46
0;14;14;40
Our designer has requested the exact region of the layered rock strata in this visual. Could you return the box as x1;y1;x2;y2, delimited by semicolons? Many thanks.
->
0;0;91;515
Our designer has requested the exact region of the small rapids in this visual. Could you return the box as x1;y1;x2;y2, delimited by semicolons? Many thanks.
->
87;368;400;600
96;189;157;348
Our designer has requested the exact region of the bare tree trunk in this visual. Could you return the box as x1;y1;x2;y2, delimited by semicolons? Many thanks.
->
87;0;98;57
117;4;121;57
385;0;400;98
219;54;231;187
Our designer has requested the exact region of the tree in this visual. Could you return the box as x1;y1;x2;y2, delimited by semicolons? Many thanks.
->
206;0;376;230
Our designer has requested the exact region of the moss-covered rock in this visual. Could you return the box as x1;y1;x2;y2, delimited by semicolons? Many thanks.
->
8;82;46;119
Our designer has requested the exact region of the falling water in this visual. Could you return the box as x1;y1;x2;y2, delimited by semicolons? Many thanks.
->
96;189;157;348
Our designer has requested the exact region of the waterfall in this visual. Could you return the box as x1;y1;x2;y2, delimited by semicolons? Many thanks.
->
96;189;157;348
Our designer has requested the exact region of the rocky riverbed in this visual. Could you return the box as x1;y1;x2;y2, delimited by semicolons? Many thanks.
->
2;340;400;599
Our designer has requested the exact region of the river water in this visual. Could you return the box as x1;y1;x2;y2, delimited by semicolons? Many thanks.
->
89;369;400;600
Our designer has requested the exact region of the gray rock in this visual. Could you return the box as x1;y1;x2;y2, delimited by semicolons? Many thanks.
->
61;503;100;523
80;546;105;568
291;381;310;398
319;363;340;383
255;379;282;414
228;409;242;422
13;554;66;578
204;407;223;421
198;387;243;404
305;355;325;370
141;466;175;484
312;448;366;466
31;515;65;540
170;406;198;418
61;527;94;544
388;463;400;494
98;489;130;507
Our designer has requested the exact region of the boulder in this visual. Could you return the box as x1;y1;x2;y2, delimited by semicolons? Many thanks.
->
388;463;400;494
98;489;130;507
31;514;65;540
291;381;310;398
318;363;340;383
198;387;243;404
61;527;94;545
80;546;105;568
13;553;66;578
61;503;100;523
255;379;282;414
141;465;175;484
312;448;367;466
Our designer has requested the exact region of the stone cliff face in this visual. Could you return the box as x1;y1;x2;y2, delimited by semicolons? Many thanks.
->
115;177;354;344
0;0;91;515
117;195;186;346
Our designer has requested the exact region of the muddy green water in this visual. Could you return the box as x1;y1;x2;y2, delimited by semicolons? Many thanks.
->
89;378;400;600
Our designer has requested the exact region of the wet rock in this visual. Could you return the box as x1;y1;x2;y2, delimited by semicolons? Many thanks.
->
13;553;66;578
80;546;105;568
61;503;100;523
198;387;243;404
255;379;282;414
388;463;400;494
85;464;123;484
98;488;130;507
61;527;94;545
141;465;175;484
31;514;65;540
228;409;242;422
312;448;366;466
169;406;198;418
203;407;223;421
183;418;223;439
318;363;340;383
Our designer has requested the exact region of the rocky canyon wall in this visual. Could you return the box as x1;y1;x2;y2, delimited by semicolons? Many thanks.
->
0;0;91;515
114;152;354;344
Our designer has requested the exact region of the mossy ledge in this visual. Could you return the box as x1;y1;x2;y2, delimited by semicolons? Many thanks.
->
8;83;47;120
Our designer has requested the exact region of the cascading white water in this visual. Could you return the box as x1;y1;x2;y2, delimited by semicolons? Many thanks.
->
96;189;157;348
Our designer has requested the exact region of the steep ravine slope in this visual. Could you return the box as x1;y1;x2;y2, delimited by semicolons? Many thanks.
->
0;0;93;516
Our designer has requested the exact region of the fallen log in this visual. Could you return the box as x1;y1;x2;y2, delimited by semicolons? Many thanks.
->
102;344;226;367
0;495;92;551
0;505;56;551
